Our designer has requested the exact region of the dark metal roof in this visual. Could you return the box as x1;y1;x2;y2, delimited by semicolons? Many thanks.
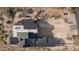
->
10;37;19;44
15;19;37;29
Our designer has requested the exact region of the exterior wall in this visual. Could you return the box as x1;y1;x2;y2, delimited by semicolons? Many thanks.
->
13;25;38;37
13;25;23;37
18;29;38;33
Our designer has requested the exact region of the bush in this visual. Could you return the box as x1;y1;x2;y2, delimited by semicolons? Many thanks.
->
6;20;12;24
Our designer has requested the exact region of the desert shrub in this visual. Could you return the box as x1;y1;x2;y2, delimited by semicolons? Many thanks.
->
6;20;12;24
69;8;76;14
64;13;68;15
27;8;33;14
54;15;62;19
4;34;8;38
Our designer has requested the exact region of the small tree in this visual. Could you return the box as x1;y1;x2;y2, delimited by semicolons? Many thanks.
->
6;7;16;25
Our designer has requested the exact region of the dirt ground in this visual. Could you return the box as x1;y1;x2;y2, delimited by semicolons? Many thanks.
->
0;7;78;51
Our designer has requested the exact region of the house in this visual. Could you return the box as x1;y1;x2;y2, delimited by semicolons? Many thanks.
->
10;19;38;47
10;19;65;47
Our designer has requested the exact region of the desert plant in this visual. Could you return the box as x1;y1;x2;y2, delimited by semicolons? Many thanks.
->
69;7;76;14
6;20;12;24
5;7;16;25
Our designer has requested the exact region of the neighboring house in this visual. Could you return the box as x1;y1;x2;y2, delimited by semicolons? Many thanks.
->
10;19;38;47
